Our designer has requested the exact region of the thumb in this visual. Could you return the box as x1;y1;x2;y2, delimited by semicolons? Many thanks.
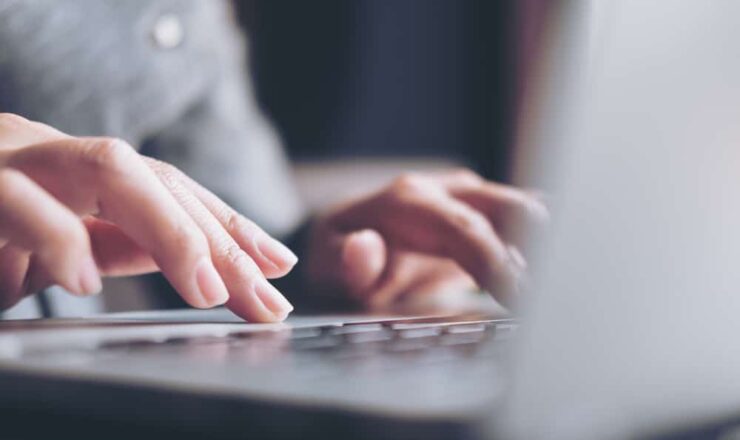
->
339;229;387;297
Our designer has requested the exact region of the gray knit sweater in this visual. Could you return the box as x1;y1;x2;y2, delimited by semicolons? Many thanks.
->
0;0;305;317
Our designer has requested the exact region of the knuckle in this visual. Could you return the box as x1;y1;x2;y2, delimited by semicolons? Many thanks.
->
391;173;429;195
450;168;482;185
0;113;30;127
223;246;259;276
79;137;138;176
226;211;258;237
151;160;183;191
165;221;209;258
147;157;180;179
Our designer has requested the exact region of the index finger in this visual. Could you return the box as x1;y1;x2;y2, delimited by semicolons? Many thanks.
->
7;138;230;309
434;170;549;249
0;113;68;149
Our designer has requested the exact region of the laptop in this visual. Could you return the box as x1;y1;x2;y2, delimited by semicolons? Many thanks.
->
4;1;740;439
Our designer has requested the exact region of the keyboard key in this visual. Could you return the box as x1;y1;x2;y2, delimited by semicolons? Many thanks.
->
397;327;442;339
345;329;394;344
287;328;322;339
445;323;487;334
328;323;384;335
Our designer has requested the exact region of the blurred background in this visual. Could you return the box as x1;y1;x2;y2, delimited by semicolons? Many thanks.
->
1;0;554;316
243;0;514;175
236;0;545;209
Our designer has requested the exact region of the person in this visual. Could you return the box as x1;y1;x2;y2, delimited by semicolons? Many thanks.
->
0;0;547;322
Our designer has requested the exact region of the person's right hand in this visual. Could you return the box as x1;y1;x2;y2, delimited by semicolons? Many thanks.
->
0;113;297;322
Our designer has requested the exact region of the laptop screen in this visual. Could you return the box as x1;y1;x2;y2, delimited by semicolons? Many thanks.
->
501;1;740;438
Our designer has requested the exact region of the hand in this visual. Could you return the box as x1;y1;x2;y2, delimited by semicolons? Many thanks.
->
0;114;296;322
305;170;547;310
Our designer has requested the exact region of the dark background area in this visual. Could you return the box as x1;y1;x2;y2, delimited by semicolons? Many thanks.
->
237;0;519;182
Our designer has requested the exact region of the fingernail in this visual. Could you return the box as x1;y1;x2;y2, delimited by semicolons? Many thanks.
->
257;234;298;268
507;245;527;270
507;257;528;295
254;278;294;320
78;255;102;295
195;258;230;307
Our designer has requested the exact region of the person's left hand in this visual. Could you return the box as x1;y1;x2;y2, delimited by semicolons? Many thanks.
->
304;170;548;311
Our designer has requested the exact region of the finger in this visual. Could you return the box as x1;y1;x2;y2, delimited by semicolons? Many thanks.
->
84;218;158;276
403;259;477;299
452;184;548;248
7;138;228;309
0;113;68;149
366;254;474;310
151;166;293;322
507;244;527;270
366;253;422;310
339;229;387;297
438;170;549;248
395;272;479;314
334;175;522;306
405;272;477;298
145;158;298;279
0;168;101;297
0;245;32;309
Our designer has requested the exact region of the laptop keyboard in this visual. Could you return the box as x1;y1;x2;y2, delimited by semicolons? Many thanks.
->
96;316;518;369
